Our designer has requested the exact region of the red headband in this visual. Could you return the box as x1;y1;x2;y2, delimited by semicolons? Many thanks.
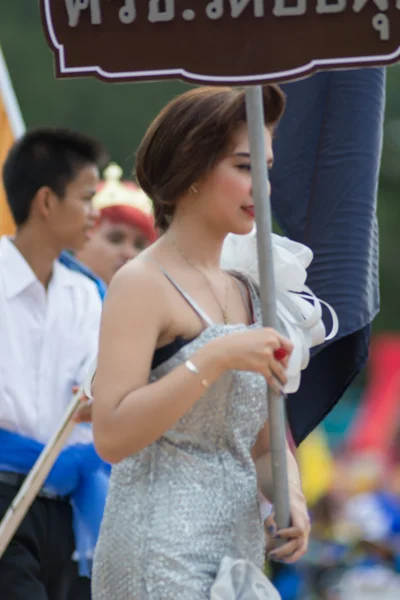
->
99;205;157;243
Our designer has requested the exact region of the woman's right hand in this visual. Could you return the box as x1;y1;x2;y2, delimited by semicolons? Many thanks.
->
211;328;293;394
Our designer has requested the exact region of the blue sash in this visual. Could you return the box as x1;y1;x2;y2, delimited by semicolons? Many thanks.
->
59;251;107;300
0;428;109;576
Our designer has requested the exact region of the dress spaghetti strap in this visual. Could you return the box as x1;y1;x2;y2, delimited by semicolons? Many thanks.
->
146;258;215;327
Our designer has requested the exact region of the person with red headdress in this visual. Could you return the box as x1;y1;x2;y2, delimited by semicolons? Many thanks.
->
76;162;157;286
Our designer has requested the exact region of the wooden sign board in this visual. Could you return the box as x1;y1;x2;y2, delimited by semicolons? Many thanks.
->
40;1;400;84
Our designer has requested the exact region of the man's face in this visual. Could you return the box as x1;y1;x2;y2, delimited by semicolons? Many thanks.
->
78;218;151;284
46;164;100;252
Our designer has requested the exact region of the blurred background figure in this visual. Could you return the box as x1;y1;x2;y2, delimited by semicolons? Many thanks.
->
0;126;108;600
76;162;157;285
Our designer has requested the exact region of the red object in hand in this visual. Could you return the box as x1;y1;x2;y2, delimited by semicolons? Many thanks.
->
274;348;287;361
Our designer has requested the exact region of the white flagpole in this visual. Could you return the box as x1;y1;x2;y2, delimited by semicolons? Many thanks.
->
0;45;26;138
245;86;290;530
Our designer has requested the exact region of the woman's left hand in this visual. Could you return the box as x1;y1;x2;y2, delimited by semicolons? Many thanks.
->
265;481;311;563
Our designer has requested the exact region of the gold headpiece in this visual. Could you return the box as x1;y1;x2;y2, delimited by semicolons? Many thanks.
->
92;162;153;216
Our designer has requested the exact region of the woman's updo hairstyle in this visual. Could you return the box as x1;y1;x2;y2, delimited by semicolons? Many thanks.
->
135;85;286;231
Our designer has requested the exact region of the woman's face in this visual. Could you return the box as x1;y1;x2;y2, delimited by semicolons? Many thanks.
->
196;125;274;236
77;218;151;284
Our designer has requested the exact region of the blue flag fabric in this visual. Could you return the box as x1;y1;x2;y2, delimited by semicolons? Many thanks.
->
59;250;107;300
270;69;385;445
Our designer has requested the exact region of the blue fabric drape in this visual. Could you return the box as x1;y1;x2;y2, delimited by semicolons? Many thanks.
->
270;69;384;444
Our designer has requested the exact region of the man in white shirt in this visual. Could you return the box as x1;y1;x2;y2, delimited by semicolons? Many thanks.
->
0;128;107;600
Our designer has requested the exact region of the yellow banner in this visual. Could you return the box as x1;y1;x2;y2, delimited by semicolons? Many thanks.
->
297;427;334;507
0;94;17;236
0;46;25;237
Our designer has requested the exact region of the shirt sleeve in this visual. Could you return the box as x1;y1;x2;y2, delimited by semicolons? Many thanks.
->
75;285;103;387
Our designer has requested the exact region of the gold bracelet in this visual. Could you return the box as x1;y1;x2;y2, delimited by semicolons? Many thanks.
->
184;360;209;389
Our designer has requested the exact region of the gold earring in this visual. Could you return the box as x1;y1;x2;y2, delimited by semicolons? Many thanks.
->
190;184;198;194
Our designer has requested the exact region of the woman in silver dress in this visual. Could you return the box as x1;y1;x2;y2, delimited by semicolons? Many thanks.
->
91;85;310;599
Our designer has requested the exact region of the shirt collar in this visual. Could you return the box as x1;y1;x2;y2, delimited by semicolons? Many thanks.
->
0;236;75;299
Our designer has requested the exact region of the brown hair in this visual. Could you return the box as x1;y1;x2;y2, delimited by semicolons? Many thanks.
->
135;85;286;231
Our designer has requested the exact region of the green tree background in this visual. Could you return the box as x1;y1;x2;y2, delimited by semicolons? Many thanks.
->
1;1;399;335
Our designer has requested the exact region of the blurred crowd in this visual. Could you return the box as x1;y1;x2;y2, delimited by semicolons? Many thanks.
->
270;431;400;599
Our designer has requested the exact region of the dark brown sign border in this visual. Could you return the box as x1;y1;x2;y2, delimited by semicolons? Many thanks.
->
40;1;400;85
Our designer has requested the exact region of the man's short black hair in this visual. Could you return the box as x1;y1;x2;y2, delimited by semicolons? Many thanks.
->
2;128;108;226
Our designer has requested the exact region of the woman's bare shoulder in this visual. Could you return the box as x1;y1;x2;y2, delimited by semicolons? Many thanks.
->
102;258;171;330
107;257;163;298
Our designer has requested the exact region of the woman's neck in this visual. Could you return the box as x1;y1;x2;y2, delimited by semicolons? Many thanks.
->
163;217;225;271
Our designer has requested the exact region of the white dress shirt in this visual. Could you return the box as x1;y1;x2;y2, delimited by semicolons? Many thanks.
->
0;236;102;446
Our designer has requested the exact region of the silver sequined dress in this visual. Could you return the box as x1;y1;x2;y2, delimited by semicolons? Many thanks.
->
92;275;268;600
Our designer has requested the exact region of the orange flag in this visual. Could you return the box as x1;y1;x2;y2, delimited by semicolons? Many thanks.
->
0;46;25;236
